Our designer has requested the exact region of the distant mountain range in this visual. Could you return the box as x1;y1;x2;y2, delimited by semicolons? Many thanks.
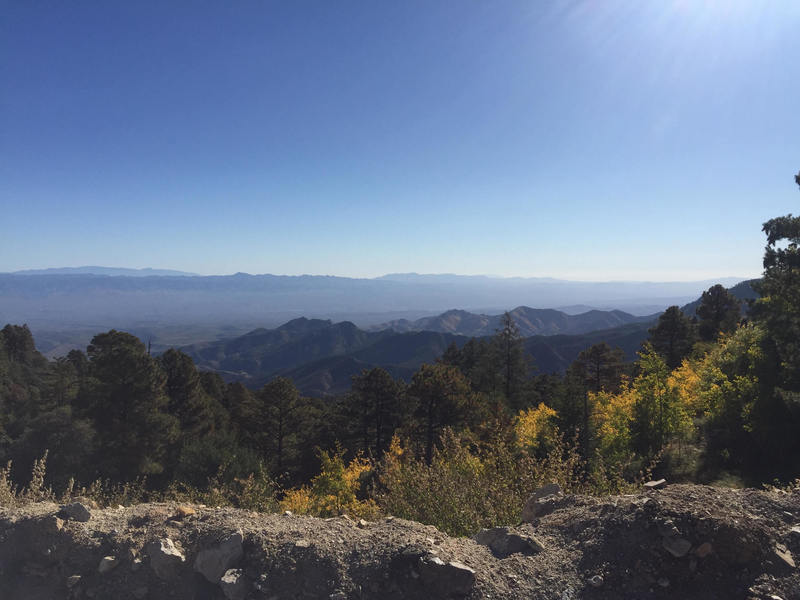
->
182;317;462;394
180;281;761;397
9;266;198;277
373;306;654;337
182;306;659;396
0;269;746;336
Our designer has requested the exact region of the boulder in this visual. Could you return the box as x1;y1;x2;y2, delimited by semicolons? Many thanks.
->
521;484;571;522
60;502;91;523
474;527;544;557
147;538;186;579
194;530;244;583
418;555;476;597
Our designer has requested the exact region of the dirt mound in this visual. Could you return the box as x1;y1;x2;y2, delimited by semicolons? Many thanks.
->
0;484;798;599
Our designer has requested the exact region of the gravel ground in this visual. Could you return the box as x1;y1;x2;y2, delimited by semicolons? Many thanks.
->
0;483;798;599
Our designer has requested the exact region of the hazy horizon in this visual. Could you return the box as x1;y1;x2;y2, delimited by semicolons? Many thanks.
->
5;265;753;284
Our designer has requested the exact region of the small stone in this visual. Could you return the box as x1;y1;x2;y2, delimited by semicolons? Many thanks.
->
66;575;81;588
131;557;143;572
147;538;186;579
283;510;293;516
220;568;248;600
662;537;692;558
295;539;311;548
73;496;99;509
47;515;64;532
773;545;795;569
657;519;680;538
644;479;667;490
98;556;118;574
589;575;604;587
358;519;369;528
694;542;713;558
60;502;91;522
175;505;196;519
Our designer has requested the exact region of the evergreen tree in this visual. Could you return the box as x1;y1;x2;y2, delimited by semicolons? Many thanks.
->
565;343;625;453
649;306;696;369
408;363;475;464
489;312;532;411
696;285;741;342
347;367;406;457
80;330;179;480
159;348;220;437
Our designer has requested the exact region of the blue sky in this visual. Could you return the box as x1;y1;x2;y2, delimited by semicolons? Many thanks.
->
1;1;798;280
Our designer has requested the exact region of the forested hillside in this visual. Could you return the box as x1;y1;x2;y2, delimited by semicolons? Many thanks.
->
1;192;799;539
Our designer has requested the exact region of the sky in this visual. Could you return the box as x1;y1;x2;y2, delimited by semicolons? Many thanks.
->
1;1;799;281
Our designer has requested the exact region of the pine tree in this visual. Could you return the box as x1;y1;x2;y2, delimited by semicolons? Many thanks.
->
649;306;696;369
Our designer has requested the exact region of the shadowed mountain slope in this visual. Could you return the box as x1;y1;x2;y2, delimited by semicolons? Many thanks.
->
374;306;653;337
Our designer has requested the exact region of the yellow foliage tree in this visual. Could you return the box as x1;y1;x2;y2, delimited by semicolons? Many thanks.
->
279;447;379;519
514;403;558;455
591;378;636;465
668;358;706;416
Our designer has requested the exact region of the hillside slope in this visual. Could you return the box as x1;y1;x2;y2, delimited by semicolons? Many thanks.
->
374;306;653;337
1;484;798;599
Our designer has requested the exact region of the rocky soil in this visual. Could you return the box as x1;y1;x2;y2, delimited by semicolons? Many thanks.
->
1;483;799;599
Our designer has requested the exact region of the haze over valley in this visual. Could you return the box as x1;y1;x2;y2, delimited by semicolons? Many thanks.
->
0;267;747;357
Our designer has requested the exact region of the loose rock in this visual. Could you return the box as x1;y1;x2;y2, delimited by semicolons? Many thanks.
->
60;502;91;523
521;483;567;522
419;555;476;596
773;545;796;570
97;556;118;574
147;538;186;579
474;527;545;557
220;568;248;600
644;479;667;490
194;530;244;583
662;536;692;558
175;505;195;519
588;574;604;587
